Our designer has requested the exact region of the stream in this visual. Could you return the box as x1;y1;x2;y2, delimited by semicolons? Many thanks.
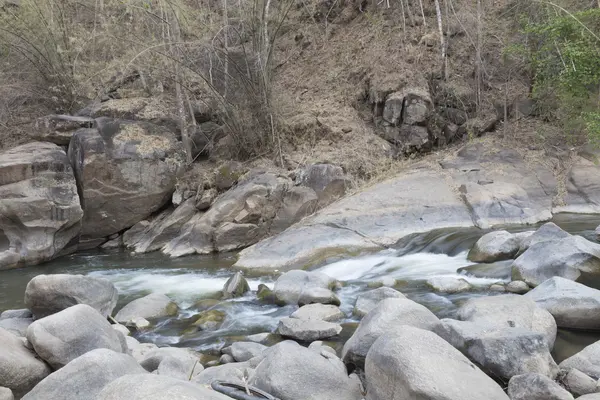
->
2;213;600;363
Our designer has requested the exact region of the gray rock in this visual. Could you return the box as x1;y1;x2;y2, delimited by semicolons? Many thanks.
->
193;361;253;385
22;349;147;400
342;298;441;368
122;221;151;248
468;230;522;262
553;155;600;214
224;342;267;362
115;293;178;323
139;347;202;378
426;276;472;293
24;274;118;319
579;395;600;400
508;280;530;294
0;327;51;398
155;356;200;380
250;340;362;400
222;272;250;299
214;222;260;252
195;188;217;210
490;283;506;292
214;161;246;191
111;324;130;336
273;270;337;305
518;222;571;254
308;341;337;356
0;317;32;337
0;388;13;400
126;317;151;330
525;277;600;329
291;304;345;321
508;373;574;400
436;319;558;380
560;340;600;379
0;310;32;320
353;287;406;317
457;294;557;348
458;260;513;279
269;186;318;235
558;368;599;397
296;164;350;206
0;142;83;269
127;340;158;363
26;304;126;369
365;326;509;400
219;354;234;364
277;318;342;341
97;374;231;400
298;287;341;306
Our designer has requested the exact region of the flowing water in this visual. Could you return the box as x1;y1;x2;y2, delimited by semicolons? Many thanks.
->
1;213;600;361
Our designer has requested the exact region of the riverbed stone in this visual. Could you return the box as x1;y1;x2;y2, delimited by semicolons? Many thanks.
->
518;222;571;254
0;327;51;398
507;280;530;294
468;230;522;262
558;368;599;397
0;142;83;269
560;340;600;379
139;347;202;380
27;304;126;369
222;342;267;362
0;309;32;320
192;309;226;331
115;293;178;324
24;274;118;319
221;271;250;299
291;304;345;321
458;260;513;279
508;373;574;400
0;317;32;337
22;349;146;400
353;287;406;317
426;276;472;293
436;319;558;380
365;325;509;400
525;277;600;330
456;294;557;348
277;317;342;341
193;361;253;385
273;270;338;305
250;340;362;400
0;388;12;400
342;298;441;368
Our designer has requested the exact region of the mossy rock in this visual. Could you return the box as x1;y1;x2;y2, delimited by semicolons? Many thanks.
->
257;284;286;306
192;310;226;331
191;298;222;311
165;301;179;317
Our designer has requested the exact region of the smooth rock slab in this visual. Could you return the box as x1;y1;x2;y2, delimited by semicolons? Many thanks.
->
353;287;406;317
291;304;345;321
508;373;574;400
115;293;178;323
277;317;342;341
560;340;600;379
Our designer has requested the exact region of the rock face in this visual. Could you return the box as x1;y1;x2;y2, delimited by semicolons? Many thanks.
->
24;274;118;319
26;304;127;369
436;319;558;380
342;298;441;368
560;340;600;379
456;294;557;348
114;293;178;324
273;270;338;305
68;118;184;240
508;373;574;400
512;235;600;287
525;277;600;329
277;317;342;341
0;142;83;269
22;349;147;400
365;326;509;400
468;230;527;262
250;341;362;400
353;287;406;317
554;150;600;214
0;327;51;398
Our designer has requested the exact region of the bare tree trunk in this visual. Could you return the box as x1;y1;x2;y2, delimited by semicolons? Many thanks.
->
418;0;426;27
476;0;482;111
433;0;445;79
223;0;229;100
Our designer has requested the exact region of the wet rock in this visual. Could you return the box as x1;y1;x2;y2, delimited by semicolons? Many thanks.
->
277;317;342;341
560;340;600;379
468;230;524;262
22;349;146;400
24;274;118;319
525;277;600;330
27;304;127;369
0;388;12;400
291;304;345;321
0;142;83;269
365;326;509;400
256;284;284;306
0;317;32;337
436;319;558;380
296;164;350;206
457;294;556;348
250;340;362;400
68;118;184;240
192;310;226;331
273;270;337;306
353;287;406;317
115;293;178;324
458;260;513;280
426;276;472;293
139;347;202;379
342;298;441;368
508;373;574;400
222;272;250;299
223;342;267;362
0;327;51;398
558;368;599;397
0;309;32;320
507;280;530;294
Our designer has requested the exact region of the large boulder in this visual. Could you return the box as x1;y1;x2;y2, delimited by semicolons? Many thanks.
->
26;304;127;369
518;222;570;254
68;118;185;240
456;294;557;348
508;373;574;400
364;326;509;400
24;274;118;319
0;327;51;398
468;230;530;262
560;340;600;379
0;142;83;269
353;287;406;317
512;235;600;287
97;374;231;400
342;298;441;368
436;319;558;380
249;341;362;400
295;164;350;206
277;317;342;341
114;293;178;324
273;270;338;306
22;349;147;400
525;277;600;330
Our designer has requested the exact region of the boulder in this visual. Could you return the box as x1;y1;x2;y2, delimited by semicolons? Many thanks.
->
214;222;260;252
0;327;51;398
0;142;83;269
0;388;12;400
436;319;558;380
114;293;178;324
290;304;345;321
223;342;267;362
458;260;513;280
295;164;350;205
32;114;94;145
426;276;472;293
273;270;337;305
525;277;600;329
139;347;202;379
214;161;246;191
308;341;337;356
24;274;118;319
111;324;130;336
97;374;231;400
193;361;254;385
269;186;318;235
222;271;250;299
365;326;509;400
560;340;600;379
0;317;32;337
342;298;441;368
68;118;184;240
558;368;599;397
26;304;127;369
507;280;530;294
508;373;574;400
195;188;217;211
127;340;159;363
468;230;523;262
580;395;600;400
353;287;406;317
21;349;146;400
382;88;432;126
277;317;342;341
518;222;570;254
250;340;362;400
0;310;32;320
456;294;556;348
298;287;341;306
